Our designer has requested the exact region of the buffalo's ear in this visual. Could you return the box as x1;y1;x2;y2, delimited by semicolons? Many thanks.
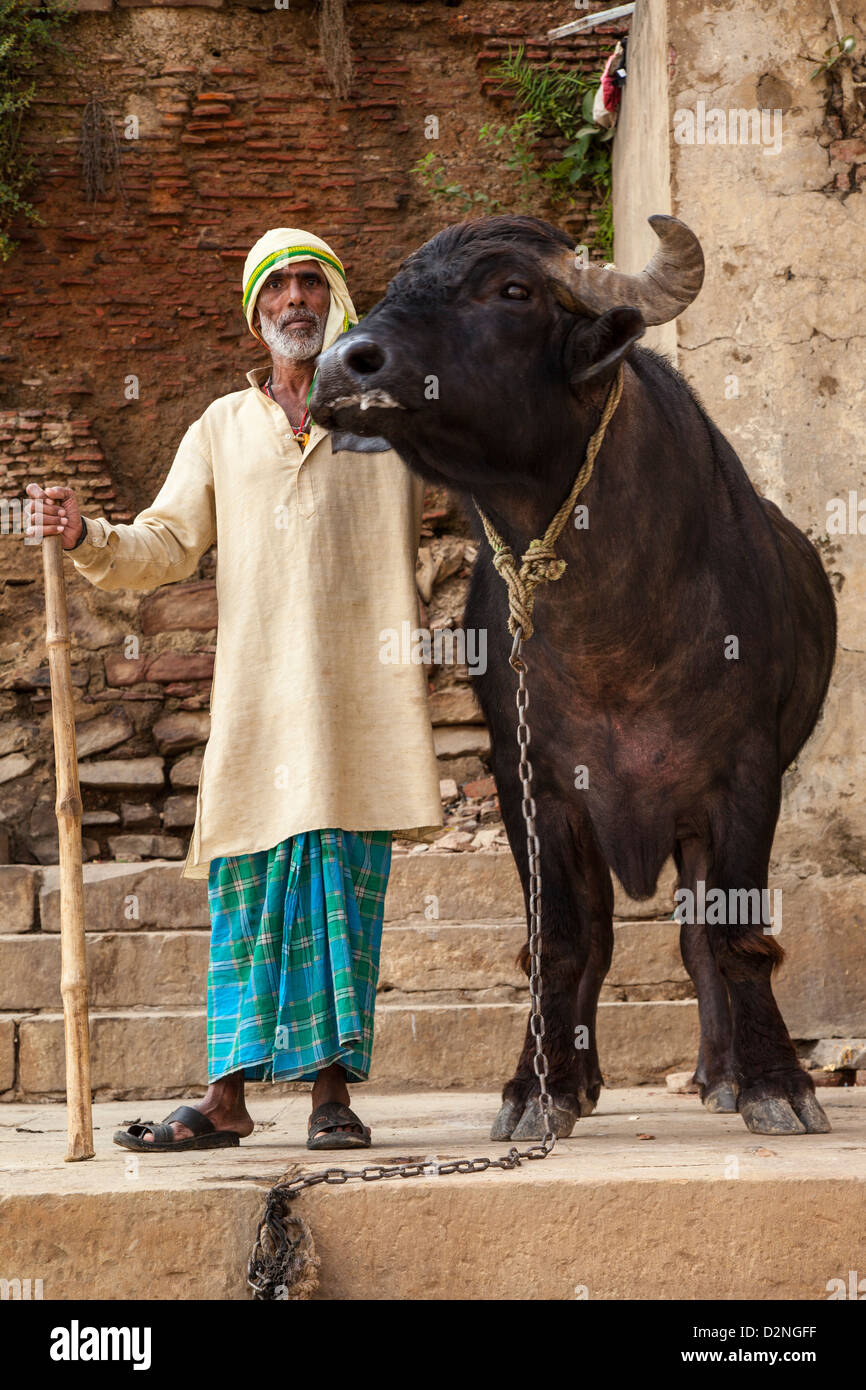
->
567;305;645;387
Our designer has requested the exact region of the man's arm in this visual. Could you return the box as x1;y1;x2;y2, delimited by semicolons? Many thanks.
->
69;425;216;593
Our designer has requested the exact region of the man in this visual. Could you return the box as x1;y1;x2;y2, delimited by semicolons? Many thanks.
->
25;228;443;1150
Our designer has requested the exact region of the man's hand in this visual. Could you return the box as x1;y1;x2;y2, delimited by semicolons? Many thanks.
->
24;484;84;549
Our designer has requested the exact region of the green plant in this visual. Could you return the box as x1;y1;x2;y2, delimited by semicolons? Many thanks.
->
487;46;593;143
806;35;856;80
481;46;616;255
593;193;614;258
410;150;501;213
0;0;76;260
478;111;539;190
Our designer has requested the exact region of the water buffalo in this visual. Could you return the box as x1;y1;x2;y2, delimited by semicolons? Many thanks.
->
310;214;836;1138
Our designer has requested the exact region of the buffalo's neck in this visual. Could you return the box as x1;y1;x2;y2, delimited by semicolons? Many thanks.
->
467;359;726;684
469;362;711;580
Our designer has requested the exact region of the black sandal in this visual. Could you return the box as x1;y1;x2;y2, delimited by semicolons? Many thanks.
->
307;1101;371;1150
112;1105;242;1153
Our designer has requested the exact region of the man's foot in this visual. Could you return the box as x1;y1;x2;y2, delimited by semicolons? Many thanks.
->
310;1062;367;1141
140;1075;253;1144
307;1102;371;1150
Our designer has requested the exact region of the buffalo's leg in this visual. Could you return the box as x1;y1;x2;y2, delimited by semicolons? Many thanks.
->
574;906;614;1116
675;835;737;1113
568;811;613;1118
705;792;829;1136
490;796;613;1141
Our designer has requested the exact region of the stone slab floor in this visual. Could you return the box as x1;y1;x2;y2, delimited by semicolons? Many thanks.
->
1;1087;864;1300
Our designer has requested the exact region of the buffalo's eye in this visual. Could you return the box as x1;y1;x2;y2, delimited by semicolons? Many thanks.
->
502;283;530;300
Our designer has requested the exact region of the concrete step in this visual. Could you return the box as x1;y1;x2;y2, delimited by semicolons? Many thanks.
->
379;918;689;996
0;931;210;1011
5;855;864;1036
0;918;690;1012
8;999;699;1099
9;850;676;936
2;1088;863;1300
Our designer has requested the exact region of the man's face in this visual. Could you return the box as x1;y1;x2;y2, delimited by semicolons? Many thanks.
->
254;259;331;362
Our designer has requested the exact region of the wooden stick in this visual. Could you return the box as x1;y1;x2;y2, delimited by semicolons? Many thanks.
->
42;532;94;1162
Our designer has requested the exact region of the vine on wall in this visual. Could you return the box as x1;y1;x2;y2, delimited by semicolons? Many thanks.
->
0;0;76;260
79;91;125;204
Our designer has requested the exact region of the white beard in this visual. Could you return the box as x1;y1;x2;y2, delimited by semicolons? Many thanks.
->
257;306;328;363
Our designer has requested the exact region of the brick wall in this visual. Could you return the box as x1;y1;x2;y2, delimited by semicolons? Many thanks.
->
0;0;628;868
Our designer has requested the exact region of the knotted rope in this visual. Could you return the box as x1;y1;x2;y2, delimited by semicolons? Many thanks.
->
248;1167;320;1300
473;364;624;639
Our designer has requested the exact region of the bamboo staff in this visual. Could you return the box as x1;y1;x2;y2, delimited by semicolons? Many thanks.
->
41;531;94;1161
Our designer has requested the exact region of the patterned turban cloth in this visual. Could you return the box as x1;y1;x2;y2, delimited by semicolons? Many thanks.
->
241;227;358;350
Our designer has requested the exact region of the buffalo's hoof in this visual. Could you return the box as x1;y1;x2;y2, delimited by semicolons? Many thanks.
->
739;1094;805;1135
739;1080;831;1135
701;1081;738;1114
790;1090;832;1133
510;1096;580;1141
575;1084;603;1117
490;1099;524;1142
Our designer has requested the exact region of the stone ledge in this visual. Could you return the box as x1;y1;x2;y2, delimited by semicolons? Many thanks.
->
0;931;211;1011
383;850;677;922
11;1000;699;1097
0;919;694;1015
24;852;679;935
38;861;209;933
1;1090;863;1300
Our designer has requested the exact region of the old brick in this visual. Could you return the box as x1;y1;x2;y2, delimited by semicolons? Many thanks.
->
428;686;484;726
145;652;214;683
433;726;491;759
162;793;197;827
75;711;135;758
463;775;497;800
108;833;186;860
168;752;203;788
151;711;210;755
78;757;165;790
140;581;217;634
11;666;89;691
121;801;159;827
0;754;35;785
0;865;41;933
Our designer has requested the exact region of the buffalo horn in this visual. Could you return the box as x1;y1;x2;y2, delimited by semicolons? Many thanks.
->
559;214;705;325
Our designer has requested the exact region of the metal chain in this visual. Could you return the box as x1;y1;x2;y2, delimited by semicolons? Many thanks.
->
248;625;554;1296
510;627;557;1152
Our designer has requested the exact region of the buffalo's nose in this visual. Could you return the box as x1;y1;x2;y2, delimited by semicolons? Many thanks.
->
336;334;388;378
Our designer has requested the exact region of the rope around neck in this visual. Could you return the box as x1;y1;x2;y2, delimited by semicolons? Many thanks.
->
473;364;625;640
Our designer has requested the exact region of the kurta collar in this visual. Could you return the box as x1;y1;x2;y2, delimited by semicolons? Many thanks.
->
246;364;327;458
246;365;273;394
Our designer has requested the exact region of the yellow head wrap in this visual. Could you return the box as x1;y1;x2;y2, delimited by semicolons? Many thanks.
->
241;227;358;349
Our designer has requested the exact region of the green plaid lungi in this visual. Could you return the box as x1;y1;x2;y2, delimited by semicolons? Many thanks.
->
206;829;393;1085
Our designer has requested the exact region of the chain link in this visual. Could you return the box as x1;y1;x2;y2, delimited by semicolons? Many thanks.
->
248;625;554;1295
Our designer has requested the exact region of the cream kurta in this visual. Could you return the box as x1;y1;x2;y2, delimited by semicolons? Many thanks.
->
69;366;443;878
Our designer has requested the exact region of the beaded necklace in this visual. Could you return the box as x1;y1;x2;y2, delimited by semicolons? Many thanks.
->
263;372;315;448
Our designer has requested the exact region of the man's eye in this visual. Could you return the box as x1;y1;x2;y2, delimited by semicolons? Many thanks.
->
502;283;529;300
